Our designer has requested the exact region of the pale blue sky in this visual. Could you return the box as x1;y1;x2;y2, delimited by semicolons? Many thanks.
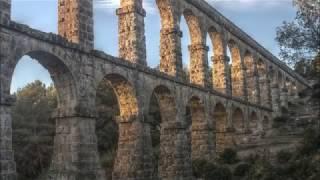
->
10;0;296;93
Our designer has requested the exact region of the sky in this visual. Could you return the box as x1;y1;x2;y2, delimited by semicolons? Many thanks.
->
10;0;296;93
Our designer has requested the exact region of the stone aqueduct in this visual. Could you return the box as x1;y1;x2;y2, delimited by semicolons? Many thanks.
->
0;0;310;179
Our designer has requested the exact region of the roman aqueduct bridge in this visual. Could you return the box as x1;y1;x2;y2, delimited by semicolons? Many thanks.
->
0;0;310;179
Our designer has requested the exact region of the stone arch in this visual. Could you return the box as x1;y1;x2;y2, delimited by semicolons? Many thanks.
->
208;27;228;93
257;58;269;107
98;74;139;120
5;51;77;112
187;96;209;160
150;85;177;175
156;0;177;29
278;72;284;89
262;116;270;130
152;85;177;124
244;51;258;104
182;9;204;44
95;73;146;179
2;50;78;179
249;111;259;132
213;103;229;153
181;9;208;86
156;0;183;76
228;40;245;98
150;85;191;179
232;107;245;133
208;27;225;57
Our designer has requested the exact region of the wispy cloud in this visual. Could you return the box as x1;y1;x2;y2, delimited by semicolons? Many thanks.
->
94;0;157;14
206;0;293;11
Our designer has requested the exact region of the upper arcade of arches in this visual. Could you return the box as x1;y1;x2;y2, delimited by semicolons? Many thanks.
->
0;0;310;108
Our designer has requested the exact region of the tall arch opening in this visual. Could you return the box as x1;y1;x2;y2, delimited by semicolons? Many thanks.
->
249;112;258;133
93;0;119;56
213;103;229;153
8;51;76;180
187;96;209;160
257;59;269;107
263;116;270;130
145;1;161;68
232;108;245;146
95;74;143;179
208;28;226;92
228;40;244;98
181;9;206;85
233;108;244;133
95;78;119;179
244;52;258;103
149;85;179;178
180;13;192;81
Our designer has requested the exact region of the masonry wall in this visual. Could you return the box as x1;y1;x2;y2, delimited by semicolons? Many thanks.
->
0;0;310;179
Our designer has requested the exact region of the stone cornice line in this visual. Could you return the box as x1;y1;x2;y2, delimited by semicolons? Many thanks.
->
185;0;310;87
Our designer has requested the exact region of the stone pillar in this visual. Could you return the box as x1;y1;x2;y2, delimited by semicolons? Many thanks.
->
280;88;289;110
271;84;281;117
58;0;94;49
160;27;183;78
0;97;17;180
117;0;147;65
241;65;249;102
212;55;232;95
246;65;260;104
48;114;102;180
232;63;246;99
189;43;209;87
260;76;270;108
191;115;213;161
159;121;192;180
266;78;273;109
112;115;152;180
0;0;11;24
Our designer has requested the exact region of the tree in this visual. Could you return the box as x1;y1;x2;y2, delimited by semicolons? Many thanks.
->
12;80;57;180
276;0;320;66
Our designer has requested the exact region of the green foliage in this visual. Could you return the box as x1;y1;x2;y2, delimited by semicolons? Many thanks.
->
298;128;320;156
233;163;251;177
219;148;239;164
272;116;289;128
205;166;232;180
192;159;217;178
276;0;320;66
12;80;57;180
276;151;293;163
247;159;278;180
95;80;119;178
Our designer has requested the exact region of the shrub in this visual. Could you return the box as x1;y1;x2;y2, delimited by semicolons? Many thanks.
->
234;163;251;177
205;166;232;180
276;150;292;163
192;159;216;178
247;159;277;180
219;148;238;164
192;159;209;178
272;116;289;128
298;129;320;156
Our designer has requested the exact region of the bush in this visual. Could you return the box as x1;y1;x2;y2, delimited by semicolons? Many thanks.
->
272;116;289;128
205;166;232;180
192;159;216;178
219;148;238;164
234;163;251;177
247;159;277;180
276;150;292;163
298;129;320;156
192;159;209;178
